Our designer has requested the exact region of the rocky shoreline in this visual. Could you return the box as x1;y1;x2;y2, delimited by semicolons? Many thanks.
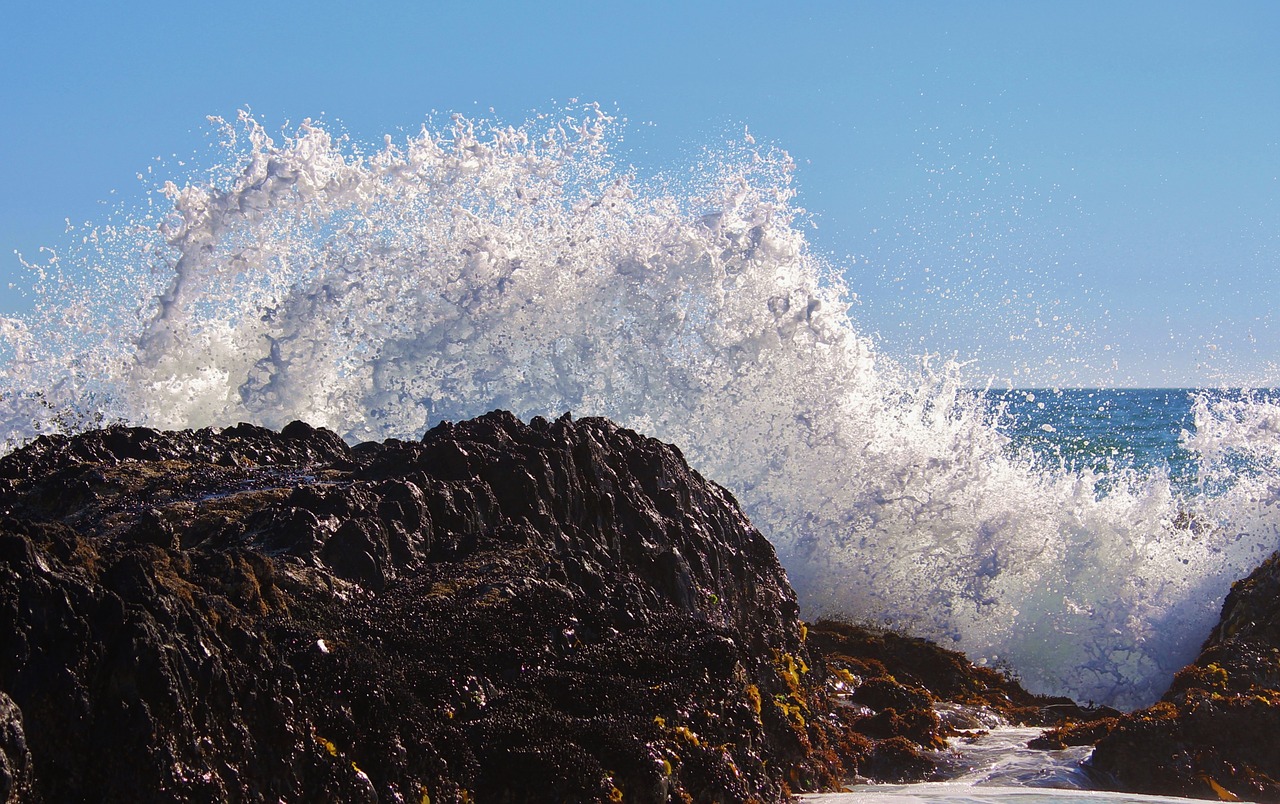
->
1036;549;1280;801
0;412;1276;802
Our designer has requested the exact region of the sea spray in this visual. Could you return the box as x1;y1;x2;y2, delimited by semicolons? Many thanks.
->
2;108;1278;708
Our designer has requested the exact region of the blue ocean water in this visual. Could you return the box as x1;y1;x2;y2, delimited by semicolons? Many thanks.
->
988;388;1276;492
988;389;1199;486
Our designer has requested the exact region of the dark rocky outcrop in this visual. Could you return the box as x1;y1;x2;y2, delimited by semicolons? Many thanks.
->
810;620;1115;728
807;620;1118;784
1082;551;1280;802
0;411;1164;802
0;411;947;802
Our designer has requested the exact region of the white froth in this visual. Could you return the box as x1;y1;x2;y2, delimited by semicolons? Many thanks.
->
3;109;1278;709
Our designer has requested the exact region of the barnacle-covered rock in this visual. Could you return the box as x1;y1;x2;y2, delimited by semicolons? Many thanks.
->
0;412;842;802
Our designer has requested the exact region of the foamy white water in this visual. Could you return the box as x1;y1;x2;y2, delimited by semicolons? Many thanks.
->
803;712;1228;804
803;786;1231;804
930;722;1093;789
2;109;1278;708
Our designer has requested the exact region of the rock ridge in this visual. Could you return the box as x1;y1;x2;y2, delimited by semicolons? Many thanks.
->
0;412;841;802
6;411;1257;802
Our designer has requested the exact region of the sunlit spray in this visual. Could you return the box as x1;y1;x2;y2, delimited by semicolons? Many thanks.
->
2;109;1277;708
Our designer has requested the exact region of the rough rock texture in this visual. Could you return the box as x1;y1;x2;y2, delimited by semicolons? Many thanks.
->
1085;550;1280;801
0;412;892;803
807;620;1118;784
0;411;1136;802
810;620;1115;727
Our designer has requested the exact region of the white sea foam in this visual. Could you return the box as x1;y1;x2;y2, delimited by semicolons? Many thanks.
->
802;785;1214;804
2;109;1277;708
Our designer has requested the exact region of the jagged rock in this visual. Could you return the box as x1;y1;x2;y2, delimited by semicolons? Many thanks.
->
807;620;1119;783
0;412;862;802
1;411;1134;802
809;620;1115;727
1087;550;1280;801
0;690;33;802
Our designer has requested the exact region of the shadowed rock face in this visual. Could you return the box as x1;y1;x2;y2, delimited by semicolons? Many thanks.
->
17;410;1251;802
0;412;858;803
1083;551;1280;802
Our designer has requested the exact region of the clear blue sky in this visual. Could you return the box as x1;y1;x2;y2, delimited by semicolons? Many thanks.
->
2;1;1277;387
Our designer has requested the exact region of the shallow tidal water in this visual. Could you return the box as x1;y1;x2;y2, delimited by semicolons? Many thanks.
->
803;717;1252;804
804;786;1233;804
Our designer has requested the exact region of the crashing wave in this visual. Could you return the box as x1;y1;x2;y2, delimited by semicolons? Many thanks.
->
2;108;1277;708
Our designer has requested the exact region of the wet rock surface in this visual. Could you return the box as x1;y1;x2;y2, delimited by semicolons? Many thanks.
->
3;411;993;803
807;620;1119;785
3;410;1202;802
1083;550;1280;802
0;412;829;802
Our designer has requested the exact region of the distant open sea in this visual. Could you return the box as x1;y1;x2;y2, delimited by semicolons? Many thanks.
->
987;388;1262;489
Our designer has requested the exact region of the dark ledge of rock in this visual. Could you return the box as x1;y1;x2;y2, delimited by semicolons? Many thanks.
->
0;411;1153;802
806;619;1119;785
808;619;1117;727
1;412;923;803
1079;550;1280;802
